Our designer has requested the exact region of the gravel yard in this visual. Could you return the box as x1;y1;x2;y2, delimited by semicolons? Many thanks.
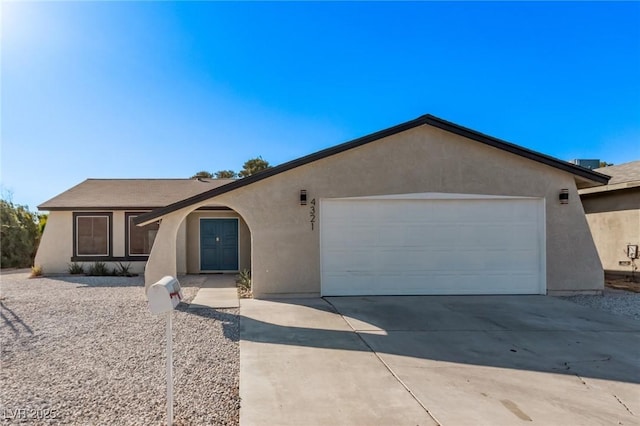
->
2;271;638;425
0;272;239;425
560;287;640;321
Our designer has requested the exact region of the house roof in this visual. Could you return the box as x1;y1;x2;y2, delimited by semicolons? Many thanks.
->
579;160;640;196
38;178;234;211
596;160;640;185
135;114;610;225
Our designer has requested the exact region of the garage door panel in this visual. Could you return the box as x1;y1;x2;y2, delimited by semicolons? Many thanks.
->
422;225;460;247
512;201;540;219
376;203;405;221
465;225;511;246
346;203;377;220
377;226;409;246
376;250;406;269
349;226;378;245
404;226;436;245
321;227;344;243
398;250;434;269
321;196;545;296
323;249;376;271
512;225;540;242
325;274;373;295
482;253;538;271
322;274;542;296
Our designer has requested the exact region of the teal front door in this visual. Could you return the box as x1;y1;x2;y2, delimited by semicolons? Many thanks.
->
200;219;239;271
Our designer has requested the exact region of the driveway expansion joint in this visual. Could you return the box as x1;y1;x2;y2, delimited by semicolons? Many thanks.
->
242;296;640;425
322;297;442;426
613;394;635;416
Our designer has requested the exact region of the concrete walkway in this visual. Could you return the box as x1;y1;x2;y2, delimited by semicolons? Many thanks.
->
240;296;640;426
188;274;239;309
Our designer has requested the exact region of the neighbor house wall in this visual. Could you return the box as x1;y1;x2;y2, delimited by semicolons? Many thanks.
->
208;124;603;297
185;210;251;273
581;188;640;274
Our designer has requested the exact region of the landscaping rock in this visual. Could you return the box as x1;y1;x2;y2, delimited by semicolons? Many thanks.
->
0;274;239;425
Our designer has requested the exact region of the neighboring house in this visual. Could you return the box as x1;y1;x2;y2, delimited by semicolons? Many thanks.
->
579;160;640;276
36;114;609;297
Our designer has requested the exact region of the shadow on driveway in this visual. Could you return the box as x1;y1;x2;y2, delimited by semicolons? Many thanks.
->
234;295;640;425
235;295;640;385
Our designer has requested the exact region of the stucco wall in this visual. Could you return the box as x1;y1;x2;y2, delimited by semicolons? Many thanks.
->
207;124;603;297
34;211;74;273
582;188;640;274
113;212;125;258
176;219;187;275
185;210;251;273
34;210;152;274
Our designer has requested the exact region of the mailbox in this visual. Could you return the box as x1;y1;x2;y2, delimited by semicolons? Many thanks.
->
147;276;183;315
146;275;183;425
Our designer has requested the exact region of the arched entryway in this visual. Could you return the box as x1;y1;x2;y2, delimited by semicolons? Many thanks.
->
142;201;252;292
183;207;251;274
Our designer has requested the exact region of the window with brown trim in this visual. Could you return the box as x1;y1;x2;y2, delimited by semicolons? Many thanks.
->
126;213;159;256
75;214;111;256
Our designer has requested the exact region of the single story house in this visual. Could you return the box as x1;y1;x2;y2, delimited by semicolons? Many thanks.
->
36;178;251;275
579;160;640;276
36;114;610;297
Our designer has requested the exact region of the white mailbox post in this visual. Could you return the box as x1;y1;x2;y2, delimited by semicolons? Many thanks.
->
147;276;183;426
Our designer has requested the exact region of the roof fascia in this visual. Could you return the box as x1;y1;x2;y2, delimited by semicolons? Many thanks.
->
422;115;610;184
38;206;165;212
135;114;610;225
579;180;640;195
40;205;234;212
134;116;428;224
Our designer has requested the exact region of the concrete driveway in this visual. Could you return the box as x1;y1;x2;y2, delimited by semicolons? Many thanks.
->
240;296;640;425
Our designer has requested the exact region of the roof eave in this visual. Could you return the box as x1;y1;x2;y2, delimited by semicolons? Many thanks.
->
134;116;429;225
579;180;640;195
135;114;611;225
38;206;168;211
421;115;611;185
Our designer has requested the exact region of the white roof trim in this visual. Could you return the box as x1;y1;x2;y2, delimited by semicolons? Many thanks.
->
325;192;542;201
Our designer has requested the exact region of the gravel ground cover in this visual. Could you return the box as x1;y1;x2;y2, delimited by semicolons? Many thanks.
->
2;272;637;425
0;272;239;425
560;287;640;321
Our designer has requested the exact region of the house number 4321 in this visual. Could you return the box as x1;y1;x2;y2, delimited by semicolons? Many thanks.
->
309;198;316;230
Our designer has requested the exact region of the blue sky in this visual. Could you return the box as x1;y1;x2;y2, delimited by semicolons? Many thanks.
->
2;1;639;210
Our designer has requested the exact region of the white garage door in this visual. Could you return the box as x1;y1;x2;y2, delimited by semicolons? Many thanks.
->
320;194;546;296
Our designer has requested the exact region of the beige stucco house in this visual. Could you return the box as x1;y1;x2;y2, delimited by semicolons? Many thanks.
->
36;114;610;297
579;160;640;277
36;179;252;275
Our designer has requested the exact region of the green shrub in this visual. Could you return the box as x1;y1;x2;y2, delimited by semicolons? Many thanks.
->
115;262;133;277
1;200;40;268
87;261;111;276
38;213;48;235
68;262;85;275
